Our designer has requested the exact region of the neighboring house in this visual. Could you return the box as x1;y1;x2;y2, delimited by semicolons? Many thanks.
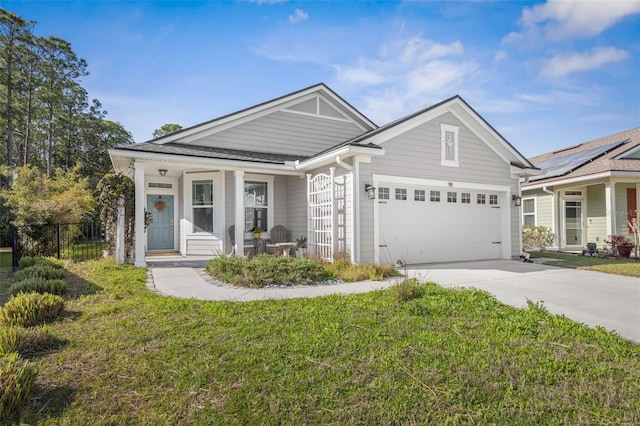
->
109;83;538;267
521;127;640;251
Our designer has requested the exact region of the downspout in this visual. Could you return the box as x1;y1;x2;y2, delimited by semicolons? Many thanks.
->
542;186;557;249
336;155;356;263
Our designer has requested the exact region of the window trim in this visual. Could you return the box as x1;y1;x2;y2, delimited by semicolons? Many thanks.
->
440;123;460;167
192;179;214;233
244;174;274;237
395;188;407;201
522;197;536;227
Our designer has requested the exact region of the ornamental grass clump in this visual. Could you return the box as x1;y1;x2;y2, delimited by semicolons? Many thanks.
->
0;326;58;356
395;278;423;302
17;256;36;269
9;278;67;297
14;265;65;281
0;293;64;328
0;353;38;424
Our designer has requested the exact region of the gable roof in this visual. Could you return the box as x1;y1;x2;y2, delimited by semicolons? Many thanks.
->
525;127;640;186
327;94;536;171
145;83;377;145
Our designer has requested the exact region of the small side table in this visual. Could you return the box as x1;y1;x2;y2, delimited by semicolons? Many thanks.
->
275;242;297;258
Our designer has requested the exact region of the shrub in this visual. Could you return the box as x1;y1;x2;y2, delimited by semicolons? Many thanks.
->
0;293;64;327
17;257;36;269
9;278;67;297
14;265;65;281
333;263;400;282
395;278;423;302
206;254;334;287
0;326;59;356
0;353;38;424
522;225;554;251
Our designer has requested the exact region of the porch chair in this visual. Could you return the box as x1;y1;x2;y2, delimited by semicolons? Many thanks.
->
228;225;254;257
266;225;291;256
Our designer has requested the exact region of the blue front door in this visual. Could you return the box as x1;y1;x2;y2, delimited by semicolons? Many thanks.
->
147;194;174;250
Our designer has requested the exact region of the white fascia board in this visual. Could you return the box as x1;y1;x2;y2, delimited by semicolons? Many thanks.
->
510;165;543;178
108;149;304;176
295;145;385;171
372;173;512;193
520;171;640;190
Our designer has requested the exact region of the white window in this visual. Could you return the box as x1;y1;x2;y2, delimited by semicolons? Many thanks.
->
244;180;269;232
565;190;582;196
378;187;390;200
522;198;536;226
477;194;486;205
489;194;498;205
192;180;213;233
461;192;471;204
440;123;459;167
414;189;426;201
447;192;457;203
430;191;440;202
395;188;407;200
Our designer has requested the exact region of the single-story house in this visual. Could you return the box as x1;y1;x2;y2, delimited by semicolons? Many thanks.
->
521;127;640;251
109;83;538;267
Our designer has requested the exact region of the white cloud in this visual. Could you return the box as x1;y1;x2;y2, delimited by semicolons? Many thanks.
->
493;50;508;63
505;0;640;44
541;46;630;77
289;9;309;24
332;36;476;123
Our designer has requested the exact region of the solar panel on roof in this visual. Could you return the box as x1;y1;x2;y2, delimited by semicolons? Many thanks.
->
529;140;626;181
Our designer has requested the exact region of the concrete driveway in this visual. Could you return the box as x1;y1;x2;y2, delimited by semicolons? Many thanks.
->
406;260;640;343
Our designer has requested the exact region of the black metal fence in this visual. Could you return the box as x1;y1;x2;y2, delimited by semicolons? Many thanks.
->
0;223;105;268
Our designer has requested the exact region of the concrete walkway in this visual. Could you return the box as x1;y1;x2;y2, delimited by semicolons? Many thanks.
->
147;256;640;343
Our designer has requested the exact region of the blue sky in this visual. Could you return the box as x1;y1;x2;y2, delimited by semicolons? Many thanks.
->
3;0;639;157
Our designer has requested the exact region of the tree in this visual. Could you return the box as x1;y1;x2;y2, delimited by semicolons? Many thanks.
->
39;36;88;177
152;123;182;139
0;9;34;168
0;164;95;225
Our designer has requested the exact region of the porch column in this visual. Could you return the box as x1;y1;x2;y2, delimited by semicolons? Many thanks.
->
605;182;617;237
134;162;146;267
234;170;245;256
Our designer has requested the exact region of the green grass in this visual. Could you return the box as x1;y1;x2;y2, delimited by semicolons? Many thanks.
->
0;247;12;268
529;251;640;277
6;259;637;424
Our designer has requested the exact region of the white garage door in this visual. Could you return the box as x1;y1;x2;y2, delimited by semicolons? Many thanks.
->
378;184;503;265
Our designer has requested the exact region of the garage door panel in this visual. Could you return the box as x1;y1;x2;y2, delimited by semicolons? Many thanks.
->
378;186;502;265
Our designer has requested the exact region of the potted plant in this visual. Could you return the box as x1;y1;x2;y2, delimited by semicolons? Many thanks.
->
605;234;634;258
251;227;262;239
296;236;307;258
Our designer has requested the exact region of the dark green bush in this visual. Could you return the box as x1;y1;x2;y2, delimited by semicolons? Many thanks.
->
9;278;67;297
0;326;59;356
0;293;64;327
14;265;65;281
0;353;38;424
206;254;334;287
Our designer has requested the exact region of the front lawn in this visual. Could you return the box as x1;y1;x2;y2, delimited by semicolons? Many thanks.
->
8;259;640;424
529;251;640;277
